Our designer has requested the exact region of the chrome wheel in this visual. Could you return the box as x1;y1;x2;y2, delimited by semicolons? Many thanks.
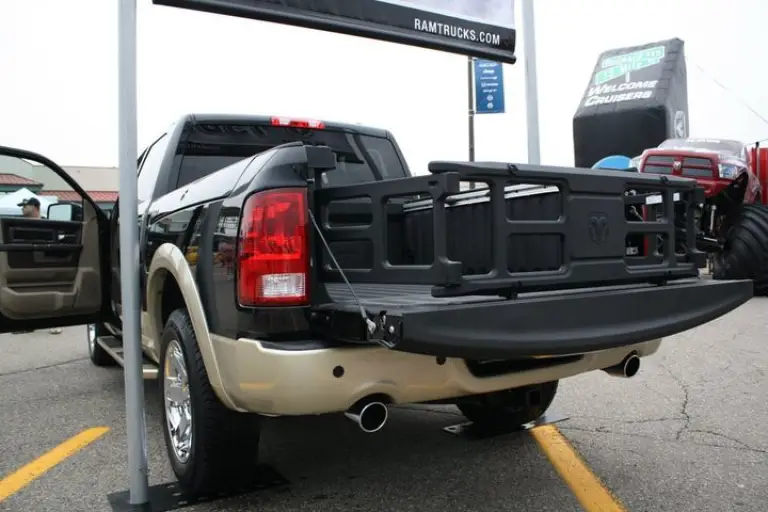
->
164;339;193;464
87;324;96;354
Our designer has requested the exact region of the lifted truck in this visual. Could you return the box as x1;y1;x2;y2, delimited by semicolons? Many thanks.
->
634;137;768;293
0;114;753;497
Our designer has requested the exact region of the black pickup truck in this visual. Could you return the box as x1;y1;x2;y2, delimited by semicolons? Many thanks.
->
0;113;752;496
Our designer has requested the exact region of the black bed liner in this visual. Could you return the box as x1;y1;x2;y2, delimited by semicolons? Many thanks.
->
303;150;751;358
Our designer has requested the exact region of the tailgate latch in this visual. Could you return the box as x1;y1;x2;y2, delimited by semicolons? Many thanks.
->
366;311;400;349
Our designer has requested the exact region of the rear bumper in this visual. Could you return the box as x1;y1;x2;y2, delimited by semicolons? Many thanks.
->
211;335;663;416
206;277;750;416
382;277;752;359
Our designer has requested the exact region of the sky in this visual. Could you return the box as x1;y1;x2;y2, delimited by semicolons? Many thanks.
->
1;0;767;176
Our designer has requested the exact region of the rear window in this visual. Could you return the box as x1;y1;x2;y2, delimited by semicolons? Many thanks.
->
175;124;407;189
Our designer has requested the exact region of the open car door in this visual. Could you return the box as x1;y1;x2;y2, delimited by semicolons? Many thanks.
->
0;145;113;333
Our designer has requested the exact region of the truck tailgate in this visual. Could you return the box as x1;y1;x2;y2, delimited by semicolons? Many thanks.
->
322;278;751;359
309;158;751;358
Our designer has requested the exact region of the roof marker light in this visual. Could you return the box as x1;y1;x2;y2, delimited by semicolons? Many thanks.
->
270;116;325;129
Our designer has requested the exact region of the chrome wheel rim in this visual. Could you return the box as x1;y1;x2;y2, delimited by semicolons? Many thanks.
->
87;324;96;354
164;339;193;464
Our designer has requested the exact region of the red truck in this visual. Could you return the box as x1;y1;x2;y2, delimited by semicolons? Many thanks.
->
635;137;768;292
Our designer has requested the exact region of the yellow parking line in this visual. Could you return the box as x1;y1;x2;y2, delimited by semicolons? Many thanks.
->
0;427;110;502
531;424;627;512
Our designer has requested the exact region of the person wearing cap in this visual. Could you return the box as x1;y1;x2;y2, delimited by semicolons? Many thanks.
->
12;197;62;335
17;197;42;218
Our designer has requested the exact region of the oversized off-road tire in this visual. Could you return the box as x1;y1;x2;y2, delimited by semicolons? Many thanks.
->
159;308;262;496
87;323;117;367
456;380;559;428
712;204;768;285
751;271;768;296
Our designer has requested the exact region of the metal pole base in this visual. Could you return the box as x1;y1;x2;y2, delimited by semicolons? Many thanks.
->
106;465;289;512
442;412;569;440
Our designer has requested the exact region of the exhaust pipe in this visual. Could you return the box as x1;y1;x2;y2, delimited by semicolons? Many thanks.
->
602;352;641;378
345;399;388;433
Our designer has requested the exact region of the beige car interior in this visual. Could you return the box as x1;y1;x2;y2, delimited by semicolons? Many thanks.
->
0;199;102;320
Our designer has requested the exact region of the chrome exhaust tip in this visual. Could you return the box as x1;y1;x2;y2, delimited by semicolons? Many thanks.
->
345;400;388;433
602;352;641;378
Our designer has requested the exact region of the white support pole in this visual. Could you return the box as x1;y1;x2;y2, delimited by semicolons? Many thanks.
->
521;0;541;165
118;0;150;505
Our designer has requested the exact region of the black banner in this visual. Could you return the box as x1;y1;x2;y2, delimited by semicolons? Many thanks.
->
572;38;689;168
153;0;517;63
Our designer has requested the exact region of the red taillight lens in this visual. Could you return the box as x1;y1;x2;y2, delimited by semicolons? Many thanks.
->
237;188;309;306
270;116;325;129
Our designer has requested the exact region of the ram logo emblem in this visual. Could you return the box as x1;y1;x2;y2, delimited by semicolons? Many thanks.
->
589;213;609;244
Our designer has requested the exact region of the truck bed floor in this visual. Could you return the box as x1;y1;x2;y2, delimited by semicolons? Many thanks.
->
324;283;503;310
323;280;695;312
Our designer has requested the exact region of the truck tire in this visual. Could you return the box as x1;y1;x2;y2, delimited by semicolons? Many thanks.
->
159;308;262;496
751;272;768;296
456;380;559;428
712;204;768;283
87;323;117;367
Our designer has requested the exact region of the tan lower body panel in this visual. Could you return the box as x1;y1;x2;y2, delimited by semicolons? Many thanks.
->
211;334;662;416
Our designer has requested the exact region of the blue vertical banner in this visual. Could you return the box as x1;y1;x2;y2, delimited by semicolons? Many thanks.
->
473;59;505;114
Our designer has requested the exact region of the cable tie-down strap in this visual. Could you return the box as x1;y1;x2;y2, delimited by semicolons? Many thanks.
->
308;209;399;349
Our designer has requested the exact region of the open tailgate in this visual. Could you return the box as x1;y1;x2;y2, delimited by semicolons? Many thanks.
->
321;278;751;359
305;154;752;357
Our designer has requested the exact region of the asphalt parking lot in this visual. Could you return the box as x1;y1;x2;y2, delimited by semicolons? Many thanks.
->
1;297;767;512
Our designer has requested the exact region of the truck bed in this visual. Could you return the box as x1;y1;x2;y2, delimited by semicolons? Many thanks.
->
307;157;751;359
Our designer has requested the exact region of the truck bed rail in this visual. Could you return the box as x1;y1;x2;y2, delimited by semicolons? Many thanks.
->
310;159;706;301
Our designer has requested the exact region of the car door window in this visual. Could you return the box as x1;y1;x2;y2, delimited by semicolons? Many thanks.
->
0;156;83;222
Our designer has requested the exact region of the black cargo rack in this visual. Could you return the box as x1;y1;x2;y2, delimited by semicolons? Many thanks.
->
306;156;706;304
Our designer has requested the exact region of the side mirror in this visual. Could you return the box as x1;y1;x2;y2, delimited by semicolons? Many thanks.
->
47;203;83;222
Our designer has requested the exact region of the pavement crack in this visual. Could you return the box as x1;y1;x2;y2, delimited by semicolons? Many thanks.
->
0;356;89;378
570;414;684;424
623;416;683;424
687;429;768;453
560;425;768;455
658;363;691;440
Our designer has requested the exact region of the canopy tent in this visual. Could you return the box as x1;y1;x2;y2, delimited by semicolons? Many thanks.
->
591;155;635;171
0;187;59;216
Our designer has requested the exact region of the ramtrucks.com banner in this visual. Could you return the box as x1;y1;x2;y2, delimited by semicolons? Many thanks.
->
153;0;517;63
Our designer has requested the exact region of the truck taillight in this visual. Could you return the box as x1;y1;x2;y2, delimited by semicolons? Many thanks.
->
237;188;309;306
270;116;325;129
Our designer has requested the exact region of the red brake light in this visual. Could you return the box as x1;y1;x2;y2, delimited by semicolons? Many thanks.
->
270;116;325;129
237;188;309;306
